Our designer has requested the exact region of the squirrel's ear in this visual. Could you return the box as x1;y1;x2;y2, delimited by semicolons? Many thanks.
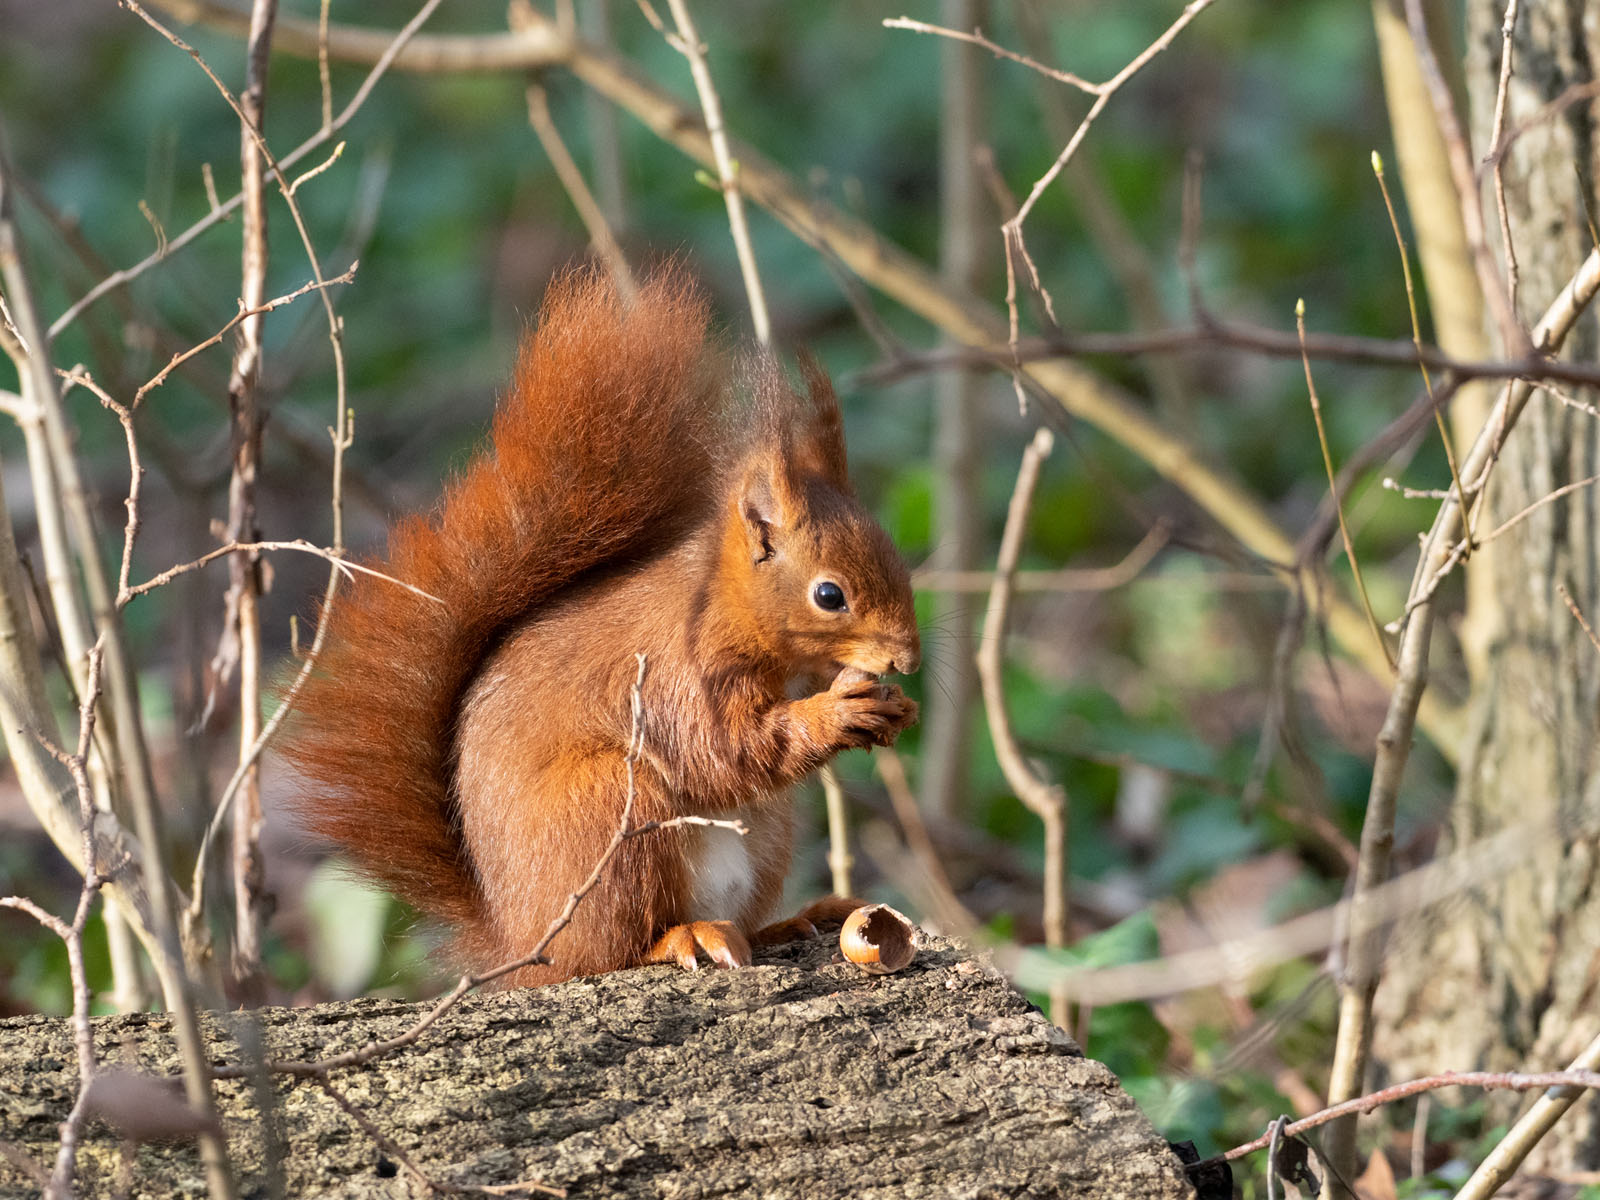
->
794;351;851;492
736;455;796;564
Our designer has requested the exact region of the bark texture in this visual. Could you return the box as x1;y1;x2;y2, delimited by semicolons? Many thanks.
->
0;934;1197;1199
1374;0;1600;1168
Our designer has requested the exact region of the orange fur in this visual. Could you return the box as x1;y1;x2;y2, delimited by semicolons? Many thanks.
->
283;267;919;987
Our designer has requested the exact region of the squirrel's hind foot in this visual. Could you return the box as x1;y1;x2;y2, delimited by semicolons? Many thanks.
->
751;894;868;946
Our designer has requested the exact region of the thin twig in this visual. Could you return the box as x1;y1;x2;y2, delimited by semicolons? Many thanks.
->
1401;0;1525;356
819;765;852;898
1385;253;1600;627
1396;471;1600;628
1383;478;1451;500
912;521;1169;593
1452;1032;1600;1200
0;640;117;1199
316;0;333;127
873;747;980;936
1543;382;1600;419
1487;0;1523;316
657;0;770;343
135;267;356;403
52;0;445;337
1223;1066;1600;1164
1557;584;1600;657
1477;472;1600;546
883;17;1096;92
1296;299;1391;670
975;427;1068;1026
287;140;345;196
1371;151;1469;539
222;0;280;1004
518;73;636;298
124;539;442;604
1010;0;1215;228
186;413;356;934
0;135;164;1013
1483;78;1600;173
859;317;1600;394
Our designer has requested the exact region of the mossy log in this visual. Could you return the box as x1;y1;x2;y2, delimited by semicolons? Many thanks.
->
0;933;1199;1198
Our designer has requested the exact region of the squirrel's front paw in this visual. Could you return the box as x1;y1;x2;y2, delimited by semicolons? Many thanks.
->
646;920;752;971
825;676;919;749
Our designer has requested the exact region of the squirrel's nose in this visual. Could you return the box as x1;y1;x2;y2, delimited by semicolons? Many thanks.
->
889;644;921;675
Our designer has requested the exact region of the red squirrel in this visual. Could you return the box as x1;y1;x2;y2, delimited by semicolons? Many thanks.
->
284;267;920;987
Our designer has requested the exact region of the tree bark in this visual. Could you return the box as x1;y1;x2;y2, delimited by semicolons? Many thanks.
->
0;934;1200;1199
1375;0;1600;1169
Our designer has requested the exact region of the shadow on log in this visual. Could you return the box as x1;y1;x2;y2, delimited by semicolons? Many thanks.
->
0;933;1200;1198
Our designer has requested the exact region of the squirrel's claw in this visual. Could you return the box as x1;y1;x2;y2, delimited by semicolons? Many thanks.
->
647;920;752;972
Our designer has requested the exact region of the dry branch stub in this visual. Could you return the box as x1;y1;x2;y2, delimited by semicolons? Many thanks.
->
0;934;1201;1198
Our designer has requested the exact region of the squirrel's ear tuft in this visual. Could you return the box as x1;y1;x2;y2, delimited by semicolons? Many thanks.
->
793;351;851;492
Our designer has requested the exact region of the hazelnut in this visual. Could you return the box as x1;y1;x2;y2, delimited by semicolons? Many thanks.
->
839;904;916;974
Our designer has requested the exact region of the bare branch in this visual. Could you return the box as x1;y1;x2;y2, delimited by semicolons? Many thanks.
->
872;748;980;937
134;265;357;404
911;521;1168;593
221;0;281;1004
1557;584;1600;657
1401;0;1525;355
819;765;852;898
1487;0;1523;314
1296;299;1391;670
519;77;636;299
975;427;1069;1012
658;0;770;343
882;17;1097;93
1371;151;1469;537
1452;1031;1600;1200
1222;1064;1600;1165
124;539;443;605
53;0;446;337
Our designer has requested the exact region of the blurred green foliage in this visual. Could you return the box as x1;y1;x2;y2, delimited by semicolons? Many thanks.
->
0;0;1475;1184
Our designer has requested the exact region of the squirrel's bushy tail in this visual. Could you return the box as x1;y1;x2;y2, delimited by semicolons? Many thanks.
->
281;267;723;961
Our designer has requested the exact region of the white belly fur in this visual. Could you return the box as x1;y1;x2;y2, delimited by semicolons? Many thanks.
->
684;819;756;923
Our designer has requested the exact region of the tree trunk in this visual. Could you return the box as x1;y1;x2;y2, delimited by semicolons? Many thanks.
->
1376;0;1600;1169
0;934;1202;1199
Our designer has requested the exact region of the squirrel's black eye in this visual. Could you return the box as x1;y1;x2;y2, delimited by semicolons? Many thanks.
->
812;581;847;612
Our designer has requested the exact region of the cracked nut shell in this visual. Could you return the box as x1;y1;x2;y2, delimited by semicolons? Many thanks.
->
839;904;916;974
